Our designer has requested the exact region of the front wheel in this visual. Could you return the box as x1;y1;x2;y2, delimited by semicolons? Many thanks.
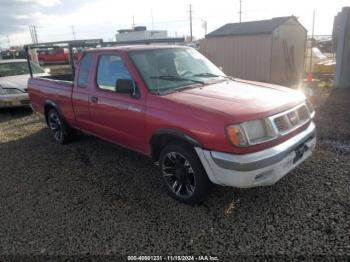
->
159;143;212;204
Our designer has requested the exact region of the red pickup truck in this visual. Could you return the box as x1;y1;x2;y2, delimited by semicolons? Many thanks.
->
28;45;316;204
37;47;69;65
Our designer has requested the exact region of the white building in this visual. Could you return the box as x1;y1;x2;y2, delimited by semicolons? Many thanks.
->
115;26;168;42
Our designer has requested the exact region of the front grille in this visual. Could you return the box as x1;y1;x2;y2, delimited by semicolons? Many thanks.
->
274;116;290;132
273;105;310;134
297;106;309;121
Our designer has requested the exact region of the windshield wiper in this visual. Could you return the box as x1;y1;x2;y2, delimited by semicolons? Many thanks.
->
150;75;205;85
193;73;235;80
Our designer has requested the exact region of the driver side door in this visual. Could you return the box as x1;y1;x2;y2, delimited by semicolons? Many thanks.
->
88;52;146;153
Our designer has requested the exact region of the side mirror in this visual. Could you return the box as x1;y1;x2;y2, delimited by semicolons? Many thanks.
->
115;79;137;97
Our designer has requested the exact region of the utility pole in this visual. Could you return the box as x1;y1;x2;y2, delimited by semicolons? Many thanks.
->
151;9;154;30
6;35;10;47
71;25;76;40
308;10;315;75
201;19;207;35
189;4;193;42
132;16;135;29
29;26;34;43
6;35;15;58
239;0;242;23
31;25;38;44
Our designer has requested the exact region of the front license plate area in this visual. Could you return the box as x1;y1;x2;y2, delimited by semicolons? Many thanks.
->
293;142;309;164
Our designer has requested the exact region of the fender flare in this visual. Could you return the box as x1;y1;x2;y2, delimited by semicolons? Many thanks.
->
43;100;65;124
149;128;203;160
150;128;202;147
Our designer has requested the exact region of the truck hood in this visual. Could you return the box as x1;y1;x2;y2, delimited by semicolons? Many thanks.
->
165;79;306;122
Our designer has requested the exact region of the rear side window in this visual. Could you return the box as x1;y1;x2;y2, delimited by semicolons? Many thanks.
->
78;54;92;87
97;55;131;91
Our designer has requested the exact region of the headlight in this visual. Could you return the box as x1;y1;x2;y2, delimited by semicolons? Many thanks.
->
305;99;315;118
226;118;277;147
0;86;24;95
4;88;24;94
0;87;6;95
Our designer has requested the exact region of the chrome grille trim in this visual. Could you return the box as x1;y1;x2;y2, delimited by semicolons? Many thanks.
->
268;103;312;136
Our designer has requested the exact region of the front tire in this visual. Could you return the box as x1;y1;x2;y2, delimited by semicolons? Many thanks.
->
47;109;75;144
159;143;212;204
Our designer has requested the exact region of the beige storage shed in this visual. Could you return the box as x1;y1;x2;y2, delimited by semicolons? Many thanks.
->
200;16;307;86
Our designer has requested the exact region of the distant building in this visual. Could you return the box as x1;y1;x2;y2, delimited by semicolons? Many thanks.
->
200;16;307;86
333;7;350;88
115;26;168;42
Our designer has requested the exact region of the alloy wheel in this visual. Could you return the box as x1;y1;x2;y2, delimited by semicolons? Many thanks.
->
48;112;63;142
162;152;196;198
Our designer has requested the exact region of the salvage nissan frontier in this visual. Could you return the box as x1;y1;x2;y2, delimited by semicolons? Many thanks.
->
28;45;316;204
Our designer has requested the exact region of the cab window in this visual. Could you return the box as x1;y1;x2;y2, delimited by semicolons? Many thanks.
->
96;55;132;91
78;54;92;87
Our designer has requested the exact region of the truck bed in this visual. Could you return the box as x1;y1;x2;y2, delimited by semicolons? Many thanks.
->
38;74;74;83
28;75;76;127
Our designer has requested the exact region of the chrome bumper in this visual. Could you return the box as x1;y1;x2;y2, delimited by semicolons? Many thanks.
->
0;93;30;108
195;122;316;188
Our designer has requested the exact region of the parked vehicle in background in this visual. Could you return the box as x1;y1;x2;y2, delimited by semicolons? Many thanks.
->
37;47;69;65
0;59;47;108
305;47;335;78
1;49;27;60
28;46;316;204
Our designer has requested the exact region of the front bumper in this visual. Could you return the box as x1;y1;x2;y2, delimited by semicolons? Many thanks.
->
195;122;316;188
0;93;30;108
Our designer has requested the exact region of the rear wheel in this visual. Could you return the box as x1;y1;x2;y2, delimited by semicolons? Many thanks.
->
47;109;75;144
159;143;212;204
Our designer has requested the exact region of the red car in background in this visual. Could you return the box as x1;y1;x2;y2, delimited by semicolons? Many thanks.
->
37;47;69;65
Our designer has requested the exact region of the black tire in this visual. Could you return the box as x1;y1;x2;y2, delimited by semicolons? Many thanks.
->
46;109;75;144
159;143;212;204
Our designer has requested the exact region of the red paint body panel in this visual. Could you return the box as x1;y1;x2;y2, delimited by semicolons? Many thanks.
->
28;46;308;157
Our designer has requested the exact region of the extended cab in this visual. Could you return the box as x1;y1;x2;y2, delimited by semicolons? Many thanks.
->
28;46;316;204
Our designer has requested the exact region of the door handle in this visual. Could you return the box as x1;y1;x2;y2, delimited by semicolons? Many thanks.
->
90;96;98;103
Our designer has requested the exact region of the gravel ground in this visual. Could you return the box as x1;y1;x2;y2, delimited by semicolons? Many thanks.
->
0;89;349;260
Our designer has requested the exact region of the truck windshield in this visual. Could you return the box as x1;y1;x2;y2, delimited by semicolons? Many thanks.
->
0;61;45;77
129;48;226;94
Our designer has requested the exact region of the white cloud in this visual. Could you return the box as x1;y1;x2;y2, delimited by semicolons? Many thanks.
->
1;0;349;47
17;0;61;7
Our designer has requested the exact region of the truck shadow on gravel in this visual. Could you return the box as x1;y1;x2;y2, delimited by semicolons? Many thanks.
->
0;125;324;215
0;107;33;123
